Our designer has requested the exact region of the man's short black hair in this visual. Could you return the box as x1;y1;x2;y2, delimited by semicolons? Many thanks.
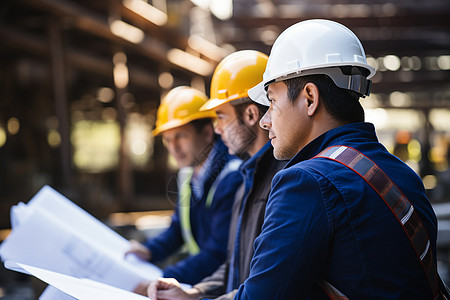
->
284;72;365;124
231;97;267;122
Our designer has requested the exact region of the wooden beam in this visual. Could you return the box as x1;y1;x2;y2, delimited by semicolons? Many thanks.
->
48;18;72;186
17;0;194;72
0;26;159;90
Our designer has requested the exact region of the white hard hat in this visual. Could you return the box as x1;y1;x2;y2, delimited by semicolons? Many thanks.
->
248;19;376;106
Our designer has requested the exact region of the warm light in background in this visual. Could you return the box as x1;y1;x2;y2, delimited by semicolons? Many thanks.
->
123;0;168;26
108;210;173;236
114;63;129;89
187;34;229;61
407;140;422;162
395;130;412;145
367;54;450;72
430;109;450;131
71;109;155;172
135;214;172;231
362;54;450;84
126;112;154;168
7;117;20;135
72;121;121;172
113;52;129;89
190;0;233;20
131;139;147;155
365;108;388;128
383;55;401;71
437;55;450;70
423;175;438;190
210;0;233;20
110;20;144;44
47;129;61;148
158;72;174;89
389;91;412;107
365;108;424;131
97;87;115;103
0;127;6;147
167;48;213;76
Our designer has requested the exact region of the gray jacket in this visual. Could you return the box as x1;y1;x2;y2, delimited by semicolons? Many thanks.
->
194;144;286;299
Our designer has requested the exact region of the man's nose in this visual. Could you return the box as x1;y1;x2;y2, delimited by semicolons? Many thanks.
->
259;110;271;130
214;123;222;135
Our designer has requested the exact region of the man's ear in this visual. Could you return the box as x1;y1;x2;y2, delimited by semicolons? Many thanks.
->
202;123;215;142
244;104;260;127
303;83;320;117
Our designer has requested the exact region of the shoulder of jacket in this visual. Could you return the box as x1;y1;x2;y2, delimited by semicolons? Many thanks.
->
275;159;335;182
215;158;242;182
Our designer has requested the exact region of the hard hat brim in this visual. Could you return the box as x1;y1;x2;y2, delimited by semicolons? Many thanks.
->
248;81;270;107
200;95;252;111
200;98;229;111
152;111;216;136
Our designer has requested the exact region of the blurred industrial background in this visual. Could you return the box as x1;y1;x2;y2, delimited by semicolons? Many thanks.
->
0;0;449;298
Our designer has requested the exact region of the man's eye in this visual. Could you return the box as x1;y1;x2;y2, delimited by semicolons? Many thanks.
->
175;133;188;140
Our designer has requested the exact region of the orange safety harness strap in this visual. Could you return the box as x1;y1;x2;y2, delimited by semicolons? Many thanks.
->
314;145;443;300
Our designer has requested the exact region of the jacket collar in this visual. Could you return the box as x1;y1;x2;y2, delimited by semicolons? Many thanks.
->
240;141;271;174
285;122;378;169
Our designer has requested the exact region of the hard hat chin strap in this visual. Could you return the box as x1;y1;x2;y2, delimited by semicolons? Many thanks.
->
268;66;372;98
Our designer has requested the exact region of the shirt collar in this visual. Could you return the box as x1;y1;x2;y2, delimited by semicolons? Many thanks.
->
240;141;272;191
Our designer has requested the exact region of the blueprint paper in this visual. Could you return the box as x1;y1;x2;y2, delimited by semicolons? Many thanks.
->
0;185;163;298
40;286;77;300
5;261;150;300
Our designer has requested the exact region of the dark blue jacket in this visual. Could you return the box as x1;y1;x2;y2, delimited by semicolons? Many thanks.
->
235;122;437;299
145;139;242;285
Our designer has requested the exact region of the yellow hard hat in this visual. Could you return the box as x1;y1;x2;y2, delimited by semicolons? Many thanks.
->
201;50;268;111
153;86;217;136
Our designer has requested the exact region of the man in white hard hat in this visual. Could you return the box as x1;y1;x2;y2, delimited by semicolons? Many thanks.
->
146;50;286;300
233;19;441;299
